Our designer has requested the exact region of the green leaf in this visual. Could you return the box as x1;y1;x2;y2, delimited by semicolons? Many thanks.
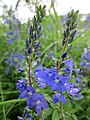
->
65;112;73;120
65;112;78;120
52;109;60;120
0;98;26;105
71;104;83;113
87;107;90;117
43;108;53;119
71;114;78;120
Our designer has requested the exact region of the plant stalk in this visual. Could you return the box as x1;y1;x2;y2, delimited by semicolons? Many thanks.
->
40;112;44;120
60;101;64;120
28;57;32;86
57;40;68;120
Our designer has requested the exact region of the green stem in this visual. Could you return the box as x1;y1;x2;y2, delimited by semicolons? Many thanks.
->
0;81;6;120
57;41;68;120
40;112;44;120
28;57;32;86
60;101;64;120
57;58;64;120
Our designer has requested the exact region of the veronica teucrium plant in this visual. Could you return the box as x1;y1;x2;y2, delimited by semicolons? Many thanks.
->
16;5;48;120
16;5;80;120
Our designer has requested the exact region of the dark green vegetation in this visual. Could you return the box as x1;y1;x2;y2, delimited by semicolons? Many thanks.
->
0;2;90;120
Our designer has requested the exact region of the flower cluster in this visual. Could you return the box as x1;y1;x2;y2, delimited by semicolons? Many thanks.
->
63;9;79;45
16;6;81;120
71;47;90;99
5;53;25;74
26;5;46;57
16;5;48;119
75;69;86;97
87;15;90;22
4;15;25;75
16;78;49;116
75;46;90;93
80;47;90;72
34;59;80;103
5;17;20;44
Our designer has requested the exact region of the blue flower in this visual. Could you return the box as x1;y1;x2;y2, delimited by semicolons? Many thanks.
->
4;18;10;24
18;116;32;120
34;65;57;88
37;25;42;33
69;87;80;97
27;86;36;97
21;85;36;99
18;67;25;72
16;54;25;62
53;93;66;104
16;79;28;98
64;81;80;97
13;17;19;24
34;93;49;115
65;83;80;97
26;95;36;109
30;26;33;37
78;93;82;99
34;16;37;25
33;32;37;40
26;93;48;115
63;68;70;75
26;39;29;47
28;47;32;54
70;45;72;50
7;31;14;35
62;52;67;58
75;77;80;83
64;59;73;69
36;42;40;49
87;15;90;22
35;65;80;98
5;67;10;74
49;51;56;61
26;87;36;108
80;49;90;71
5;52;25;74
18;116;24;120
80;61;86;66
82;52;87;59
34;65;48;88
82;84;85;89
50;75;66;92
7;40;12;44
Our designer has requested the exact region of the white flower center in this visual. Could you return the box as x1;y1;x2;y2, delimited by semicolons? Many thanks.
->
29;91;32;95
55;79;59;83
36;100;41;104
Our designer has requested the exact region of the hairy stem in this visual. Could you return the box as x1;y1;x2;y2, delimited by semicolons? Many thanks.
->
57;58;62;73
60;101;64;120
57;38;68;72
28;57;32;86
57;41;68;120
57;58;64;120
